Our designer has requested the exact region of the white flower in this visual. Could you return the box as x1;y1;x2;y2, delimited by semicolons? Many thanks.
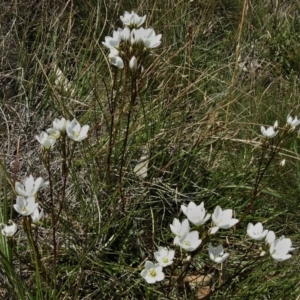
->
108;49;124;69
120;11;146;28
106;48;123;69
102;28;123;49
181;201;211;226
247;222;268;241
142;28;162;48
66;119;90;142
154;247;175;267
15;175;49;198
260;121;279;138
14;196;38;216
130;28;146;44
269;236;294;262
208;244;229;264
130;27;162;48
210;206;239;235
109;55;124;69
129;56;138;71
179;231;202;252
287;115;300;128
53;117;67;132
170;218;190;245
121;26;131;41
1;220;17;237
46;128;61;139
47;117;67;138
31;207;44;224
36;131;56;149
140;261;164;284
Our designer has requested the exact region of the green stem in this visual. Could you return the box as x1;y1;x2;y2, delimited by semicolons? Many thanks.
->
239;136;282;225
45;149;57;295
23;217;45;293
118;73;137;210
106;68;119;188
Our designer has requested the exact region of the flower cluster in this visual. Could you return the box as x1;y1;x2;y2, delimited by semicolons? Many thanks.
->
170;218;202;251
140;200;295;284
102;11;162;70
36;117;90;149
169;202;238;255
171;202;236;260
140;201;237;284
260;113;300;138
0;176;48;237
247;222;294;261
13;175;46;225
141;247;175;284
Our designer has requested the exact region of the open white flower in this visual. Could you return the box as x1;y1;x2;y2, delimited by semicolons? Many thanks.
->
210;206;239;235
53;117;67;132
269;236;294;262
130;28;146;44
181;201;211;226
36;131;56;149
261;121;279;138
121;26;131;41
208;244;229;264
47;117;67;139
140;261;164;284
46;128;61;139
142;28;162;49
109;55;124;69
120;11;146;28
108;48;124;69
1;220;17;237
102;28;123;49
14;196;38;216
170;218;190;245
247;222;268;241
287;115;300;129
66;119;90;142
179;231;202;252
154;247;175;267
31;207;44;224
15;175;49;198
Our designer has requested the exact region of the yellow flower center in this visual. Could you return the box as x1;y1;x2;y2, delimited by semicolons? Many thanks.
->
149;269;157;278
22;206;28;212
162;257;169;263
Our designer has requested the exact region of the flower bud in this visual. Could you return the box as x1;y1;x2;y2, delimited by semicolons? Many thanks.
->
129;56;137;71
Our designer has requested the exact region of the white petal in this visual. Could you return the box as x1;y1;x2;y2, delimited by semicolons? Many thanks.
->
209;226;219;235
144;261;154;269
15;182;26;197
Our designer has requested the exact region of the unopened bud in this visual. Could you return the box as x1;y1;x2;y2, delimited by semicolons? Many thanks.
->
260;251;266;257
280;159;286;167
129;56;137;71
